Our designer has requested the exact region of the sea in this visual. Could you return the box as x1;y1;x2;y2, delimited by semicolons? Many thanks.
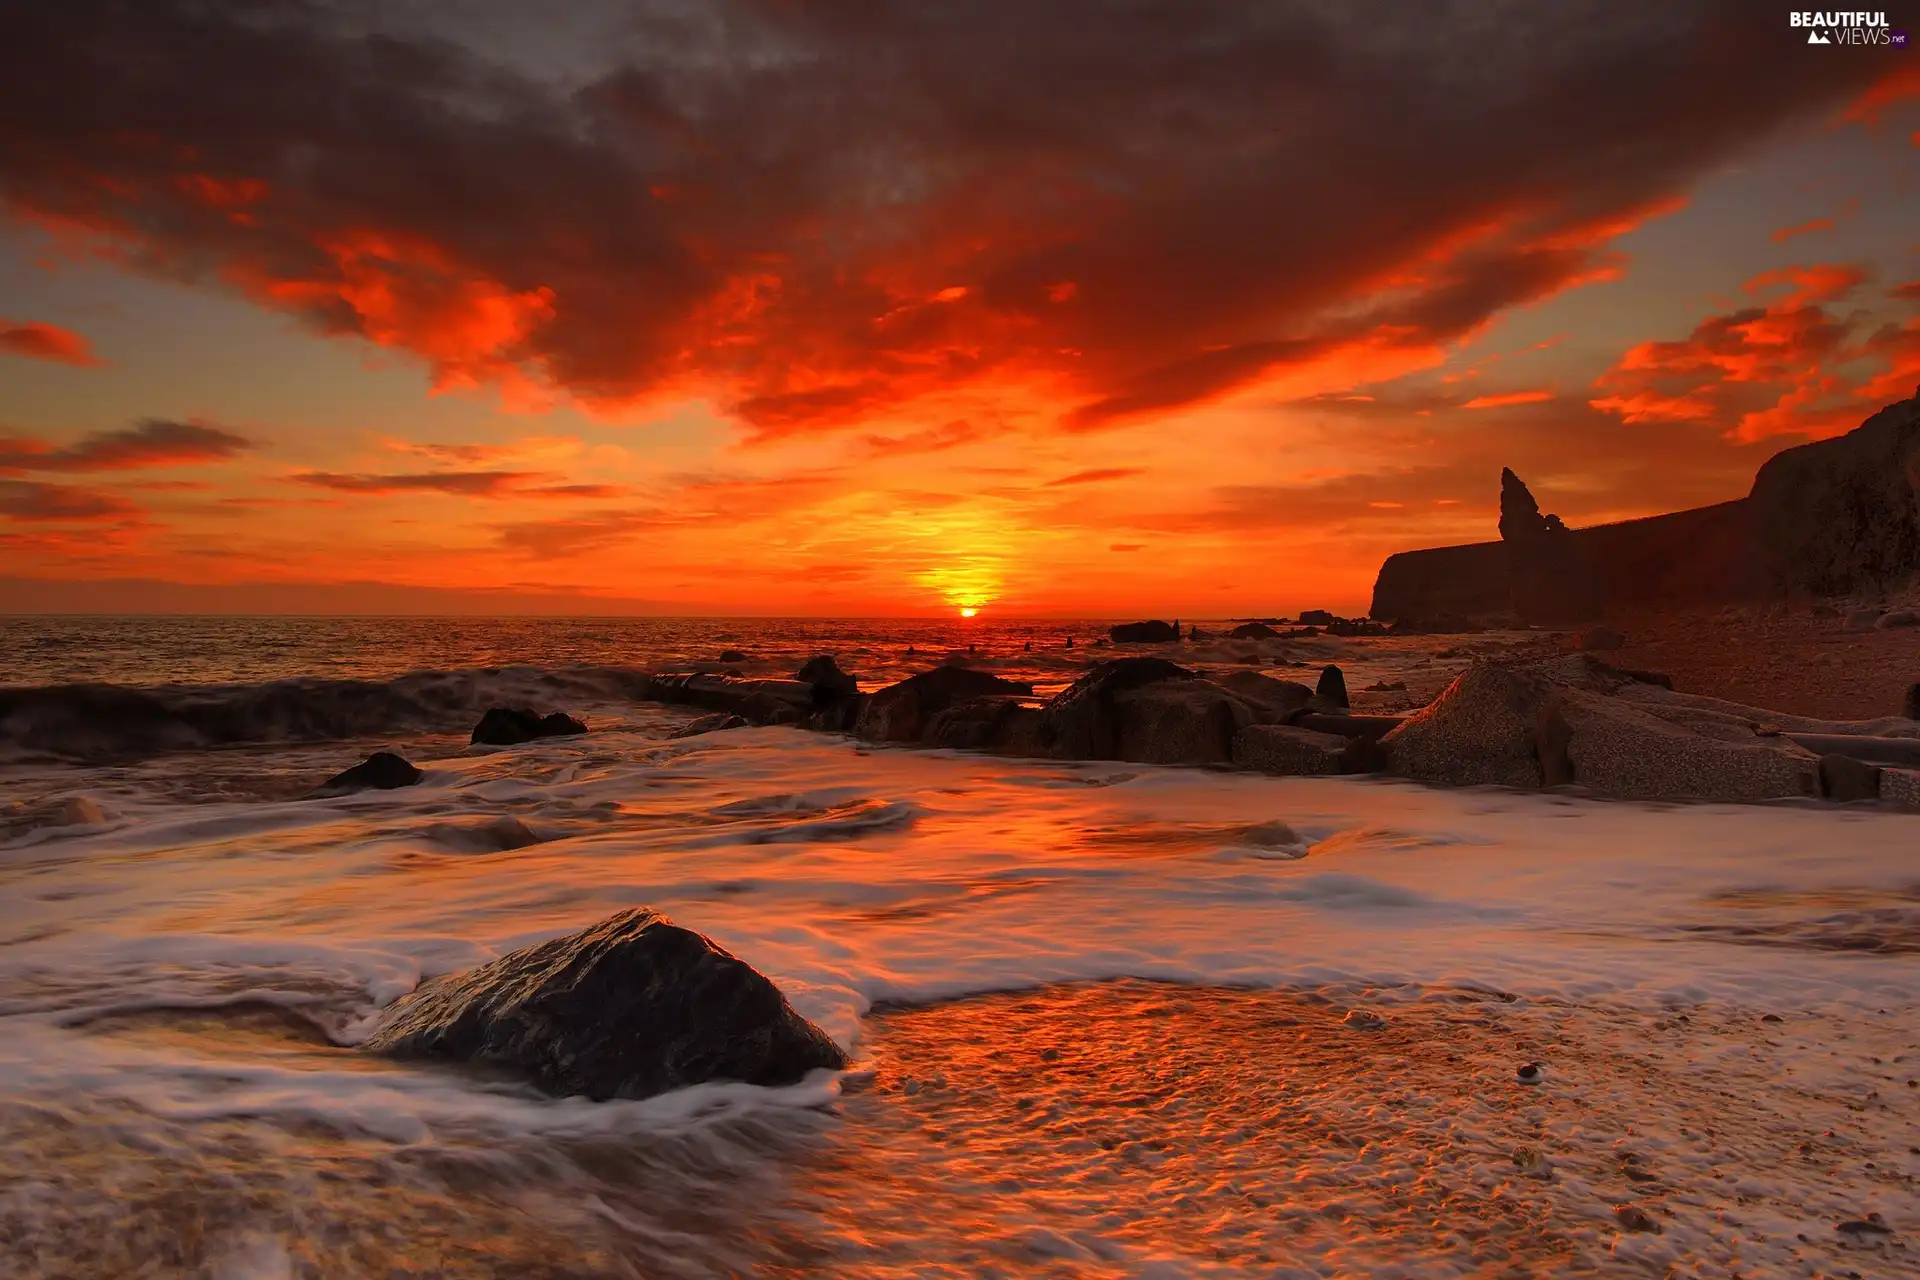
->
1;615;1916;1278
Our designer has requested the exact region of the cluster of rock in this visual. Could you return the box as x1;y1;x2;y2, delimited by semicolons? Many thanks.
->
471;706;588;746
309;704;593;796
644;647;1920;806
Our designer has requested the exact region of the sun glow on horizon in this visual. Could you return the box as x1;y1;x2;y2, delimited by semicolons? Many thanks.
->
960;607;978;617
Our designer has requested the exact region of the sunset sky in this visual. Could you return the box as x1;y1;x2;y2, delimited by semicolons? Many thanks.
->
2;1;1917;617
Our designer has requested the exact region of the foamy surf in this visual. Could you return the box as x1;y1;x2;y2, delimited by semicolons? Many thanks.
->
1;710;1916;1274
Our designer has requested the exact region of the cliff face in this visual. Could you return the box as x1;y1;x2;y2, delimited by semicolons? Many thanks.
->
1748;392;1920;596
1369;388;1920;624
1369;500;1757;623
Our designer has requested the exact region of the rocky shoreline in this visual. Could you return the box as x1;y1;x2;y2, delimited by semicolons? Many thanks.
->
629;646;1920;809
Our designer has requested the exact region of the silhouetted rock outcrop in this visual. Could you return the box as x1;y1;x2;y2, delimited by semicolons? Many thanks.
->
1298;609;1336;626
1315;665;1349;709
1228;622;1280;639
1109;620;1179;644
363;909;847;1101
312;751;421;795
1749;389;1920;596
471;708;588;746
1501;469;1604;625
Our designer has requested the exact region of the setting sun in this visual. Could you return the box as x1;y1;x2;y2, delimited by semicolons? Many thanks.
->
960;607;978;617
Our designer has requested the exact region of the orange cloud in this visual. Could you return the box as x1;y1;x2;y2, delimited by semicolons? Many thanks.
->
1462;390;1554;409
1046;467;1146;486
284;469;622;499
0;320;101;367
1770;217;1835;244
1591;262;1910;441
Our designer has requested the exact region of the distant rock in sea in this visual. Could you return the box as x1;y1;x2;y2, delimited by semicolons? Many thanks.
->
1109;620;1179;644
1228;622;1279;640
311;751;422;795
1315;664;1349;709
362;908;847;1101
470;707;588;746
718;649;750;663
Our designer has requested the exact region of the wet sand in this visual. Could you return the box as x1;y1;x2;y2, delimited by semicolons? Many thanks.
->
1596;605;1920;723
6;983;1914;1278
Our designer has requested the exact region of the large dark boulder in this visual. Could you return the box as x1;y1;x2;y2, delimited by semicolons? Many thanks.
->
471;707;588;746
1228;622;1280;640
1108;620;1179;644
1214;670;1317;718
794;655;858;702
311;751;421;796
362;909;847;1101
1315;665;1349;709
1379;661;1819;802
1748;390;1920;596
1297;609;1336;626
856;667;1034;743
1501;469;1604;625
1040;658;1260;764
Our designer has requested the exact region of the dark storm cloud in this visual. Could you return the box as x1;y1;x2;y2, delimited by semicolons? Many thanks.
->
0;0;1893;433
0;479;142;521
0;418;256;473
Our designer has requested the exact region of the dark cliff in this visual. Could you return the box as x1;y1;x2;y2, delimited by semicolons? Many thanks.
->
1370;388;1920;624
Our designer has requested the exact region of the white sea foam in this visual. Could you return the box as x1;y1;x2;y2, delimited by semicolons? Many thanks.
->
1;719;1917;1273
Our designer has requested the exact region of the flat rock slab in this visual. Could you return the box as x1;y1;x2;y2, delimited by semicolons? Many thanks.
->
1231;725;1346;776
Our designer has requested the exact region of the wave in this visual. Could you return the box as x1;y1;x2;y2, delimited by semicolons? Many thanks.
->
0;664;654;762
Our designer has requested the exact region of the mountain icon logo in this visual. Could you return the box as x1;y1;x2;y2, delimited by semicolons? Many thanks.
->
1807;28;1830;42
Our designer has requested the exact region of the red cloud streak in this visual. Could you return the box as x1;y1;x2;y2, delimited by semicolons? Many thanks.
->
0;320;101;366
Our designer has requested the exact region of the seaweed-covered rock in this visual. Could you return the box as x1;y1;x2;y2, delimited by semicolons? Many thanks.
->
471;707;587;746
312;751;422;795
363;909;847;1101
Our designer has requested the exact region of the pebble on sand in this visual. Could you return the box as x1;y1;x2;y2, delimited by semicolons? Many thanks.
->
1613;1204;1661;1234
